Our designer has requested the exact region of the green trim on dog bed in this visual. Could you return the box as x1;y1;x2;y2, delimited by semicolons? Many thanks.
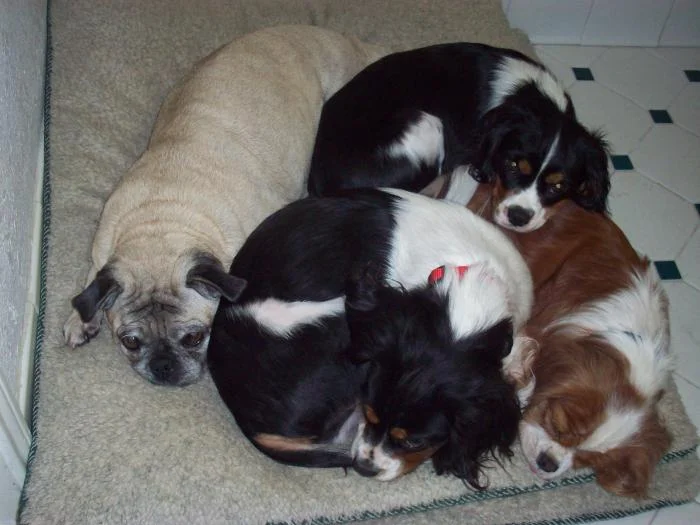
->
18;0;53;521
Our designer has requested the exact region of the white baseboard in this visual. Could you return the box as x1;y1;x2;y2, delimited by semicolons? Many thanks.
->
503;0;699;47
0;373;29;523
0;119;44;525
18;123;45;420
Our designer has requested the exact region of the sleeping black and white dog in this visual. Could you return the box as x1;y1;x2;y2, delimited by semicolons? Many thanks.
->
307;43;610;232
206;189;535;488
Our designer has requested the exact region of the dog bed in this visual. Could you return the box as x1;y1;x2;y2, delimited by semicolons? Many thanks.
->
20;1;700;524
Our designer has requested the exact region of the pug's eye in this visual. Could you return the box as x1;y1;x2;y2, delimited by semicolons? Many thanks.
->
181;331;205;348
120;335;141;351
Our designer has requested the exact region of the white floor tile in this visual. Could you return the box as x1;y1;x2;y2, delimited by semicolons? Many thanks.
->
569;82;652;154
652;502;700;524
591;48;688;109
630;125;700;203
668;83;700;137
535;44;607;67
506;41;697;525
534;49;576;88
650;47;700;70
674;374;700;430
594;509;657;524
581;0;672;47
677;228;700;290
662;281;700;388
609;173;698;260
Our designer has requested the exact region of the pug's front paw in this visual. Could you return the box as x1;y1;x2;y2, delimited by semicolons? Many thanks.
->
63;310;101;348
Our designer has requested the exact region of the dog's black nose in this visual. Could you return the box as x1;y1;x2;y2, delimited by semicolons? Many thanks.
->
150;355;178;383
352;459;381;478
507;206;534;227
536;452;559;473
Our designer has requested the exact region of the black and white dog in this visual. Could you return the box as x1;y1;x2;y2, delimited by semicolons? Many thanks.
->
308;43;610;232
206;189;535;488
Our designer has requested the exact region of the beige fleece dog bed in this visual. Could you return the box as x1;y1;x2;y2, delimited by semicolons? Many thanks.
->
20;1;700;524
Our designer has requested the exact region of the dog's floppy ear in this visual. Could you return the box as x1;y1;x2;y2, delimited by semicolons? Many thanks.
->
72;267;122;323
474;103;531;182
575;130;610;213
573;409;670;498
432;378;520;489
186;253;247;302
458;319;514;365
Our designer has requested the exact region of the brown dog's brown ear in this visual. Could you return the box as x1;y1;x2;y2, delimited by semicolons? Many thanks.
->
542;390;606;447
575;447;652;499
186;254;247;302
72;267;122;322
574;410;670;498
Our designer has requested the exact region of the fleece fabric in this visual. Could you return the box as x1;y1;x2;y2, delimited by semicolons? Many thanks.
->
20;1;700;524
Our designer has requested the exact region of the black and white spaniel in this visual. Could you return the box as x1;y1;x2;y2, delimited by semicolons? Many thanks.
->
308;43;610;232
206;189;535;488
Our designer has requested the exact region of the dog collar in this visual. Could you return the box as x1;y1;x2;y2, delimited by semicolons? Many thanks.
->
428;265;469;285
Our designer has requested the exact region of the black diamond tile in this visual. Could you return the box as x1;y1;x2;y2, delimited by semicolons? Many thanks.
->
649;109;673;124
573;67;595;81
685;70;700;82
611;155;633;171
654;260;682;280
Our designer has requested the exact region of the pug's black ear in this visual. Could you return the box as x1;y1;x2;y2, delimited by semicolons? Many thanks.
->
186;254;247;302
72;267;122;323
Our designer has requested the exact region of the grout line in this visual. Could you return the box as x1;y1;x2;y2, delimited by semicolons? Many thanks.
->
627;123;654;156
657;1;677;47
671;119;700;141
671;222;699;261
648;507;660;524
627;167;700;210
674;372;700;394
577;0;595;46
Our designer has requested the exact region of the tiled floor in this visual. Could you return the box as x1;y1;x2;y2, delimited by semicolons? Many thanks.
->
534;44;700;525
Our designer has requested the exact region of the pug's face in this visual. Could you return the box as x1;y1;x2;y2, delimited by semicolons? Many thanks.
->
70;252;247;386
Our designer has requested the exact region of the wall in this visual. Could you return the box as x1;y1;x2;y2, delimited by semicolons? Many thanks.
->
502;0;700;46
0;1;47;521
0;0;46;412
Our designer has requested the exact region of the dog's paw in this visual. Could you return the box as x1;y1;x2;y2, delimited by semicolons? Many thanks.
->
503;335;539;407
63;310;101;348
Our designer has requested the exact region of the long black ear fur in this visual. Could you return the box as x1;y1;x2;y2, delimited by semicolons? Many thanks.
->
575;129;611;213
431;378;520;490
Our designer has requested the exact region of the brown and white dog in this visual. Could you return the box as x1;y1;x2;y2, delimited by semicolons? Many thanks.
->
451;179;674;498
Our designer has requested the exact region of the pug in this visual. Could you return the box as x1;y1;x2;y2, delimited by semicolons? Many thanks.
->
63;25;385;386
